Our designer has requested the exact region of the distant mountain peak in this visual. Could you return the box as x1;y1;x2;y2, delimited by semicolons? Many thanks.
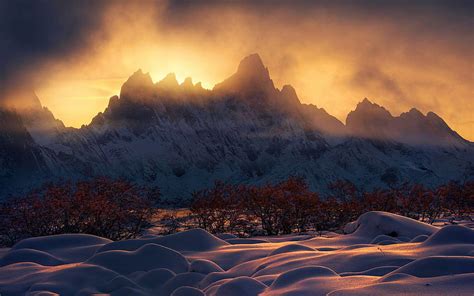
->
408;107;422;114
347;99;395;140
181;77;193;87
345;98;467;146
400;108;424;119
195;82;203;89
235;53;270;81
349;98;392;124
213;53;275;96
280;85;300;105
157;73;179;89
129;69;153;84
426;111;443;121
120;69;154;99
356;98;389;112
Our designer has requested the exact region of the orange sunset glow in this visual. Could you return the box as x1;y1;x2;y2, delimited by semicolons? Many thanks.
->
13;1;471;140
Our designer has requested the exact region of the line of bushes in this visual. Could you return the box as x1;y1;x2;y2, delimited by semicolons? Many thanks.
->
189;177;474;236
0;176;472;246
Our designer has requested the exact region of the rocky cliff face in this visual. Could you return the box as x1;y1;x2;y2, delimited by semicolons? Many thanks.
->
1;54;472;198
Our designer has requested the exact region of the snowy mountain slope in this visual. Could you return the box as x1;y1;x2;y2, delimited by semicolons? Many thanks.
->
0;54;473;198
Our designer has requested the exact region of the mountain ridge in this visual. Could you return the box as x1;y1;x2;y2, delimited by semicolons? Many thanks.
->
0;53;472;198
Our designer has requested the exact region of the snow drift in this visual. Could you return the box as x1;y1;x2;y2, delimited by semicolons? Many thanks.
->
1;211;473;295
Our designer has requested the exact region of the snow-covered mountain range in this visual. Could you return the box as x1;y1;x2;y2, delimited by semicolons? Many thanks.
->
1;54;473;198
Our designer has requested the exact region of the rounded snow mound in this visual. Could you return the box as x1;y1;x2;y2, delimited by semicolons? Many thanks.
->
171;286;205;296
385;256;474;278
379;272;418;283
97;228;228;253
28;264;120;295
410;234;429;243
153;228;229;252
190;259;224;274
87;243;189;274
344;211;437;240
270;266;338;289
340;266;399;277
100;275;141;293
161;272;205;296
213;276;267;296
12;234;111;251
136;268;175;290
225;238;269;244
0;248;64;267
370;235;401;244
199;271;232;289
422;225;474;246
11;234;111;263
268;244;315;256
28;292;59;296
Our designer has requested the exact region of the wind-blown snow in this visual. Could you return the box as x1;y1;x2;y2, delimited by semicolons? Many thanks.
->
1;211;473;295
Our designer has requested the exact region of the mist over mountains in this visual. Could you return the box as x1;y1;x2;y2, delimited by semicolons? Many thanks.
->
1;54;472;199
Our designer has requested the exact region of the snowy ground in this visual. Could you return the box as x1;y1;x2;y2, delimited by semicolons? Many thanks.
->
1;211;473;295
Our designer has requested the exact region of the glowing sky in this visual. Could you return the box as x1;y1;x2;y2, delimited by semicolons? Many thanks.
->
1;0;473;140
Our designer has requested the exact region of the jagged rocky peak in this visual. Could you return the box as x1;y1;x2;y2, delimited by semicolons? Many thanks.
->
181;78;208;97
108;95;120;106
346;98;393;126
397;108;455;135
344;98;468;146
347;98;393;119
398;108;426;121
213;53;275;96
407;107;423;116
345;98;396;141
423;112;465;143
181;77;193;88
120;69;154;99
127;69;154;87
156;73;179;89
235;53;271;81
426;111;449;125
280;85;300;105
354;98;392;116
275;84;303;115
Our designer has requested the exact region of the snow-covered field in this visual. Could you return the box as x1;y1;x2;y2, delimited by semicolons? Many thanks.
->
1;211;473;295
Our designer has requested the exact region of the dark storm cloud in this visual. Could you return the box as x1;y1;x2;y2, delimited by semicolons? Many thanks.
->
351;66;408;106
166;0;474;20
0;0;109;90
1;0;472;88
